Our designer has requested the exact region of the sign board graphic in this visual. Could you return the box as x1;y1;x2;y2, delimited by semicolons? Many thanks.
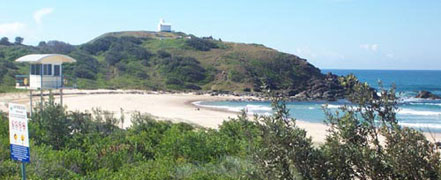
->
9;103;30;163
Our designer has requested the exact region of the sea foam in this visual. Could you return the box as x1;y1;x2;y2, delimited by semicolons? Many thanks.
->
398;108;441;116
193;101;272;114
399;122;441;130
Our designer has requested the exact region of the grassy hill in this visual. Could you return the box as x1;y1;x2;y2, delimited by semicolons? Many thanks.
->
0;31;343;98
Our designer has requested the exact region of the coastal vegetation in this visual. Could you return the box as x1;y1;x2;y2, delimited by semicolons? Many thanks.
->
0;80;439;179
0;32;344;100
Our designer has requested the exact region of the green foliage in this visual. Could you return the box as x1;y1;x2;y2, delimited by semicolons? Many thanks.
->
249;93;316;179
0;31;329;92
2;32;439;179
185;37;218;51
30;96;71;150
2;87;441;179
69;51;100;79
160;56;208;90
81;36;117;55
227;69;244;82
318;83;441;179
39;40;76;54
0;96;260;179
247;54;320;90
0;37;11;46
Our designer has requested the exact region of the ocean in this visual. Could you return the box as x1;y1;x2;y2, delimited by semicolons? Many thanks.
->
195;70;441;132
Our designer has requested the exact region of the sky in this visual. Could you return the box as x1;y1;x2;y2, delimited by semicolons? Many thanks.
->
1;0;440;70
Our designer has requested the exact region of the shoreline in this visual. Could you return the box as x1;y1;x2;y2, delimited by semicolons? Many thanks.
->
188;99;330;143
190;99;441;143
1;89;440;144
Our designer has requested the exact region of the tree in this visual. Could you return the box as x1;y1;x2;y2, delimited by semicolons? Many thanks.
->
38;41;47;47
317;78;441;179
30;95;71;150
251;91;317;179
0;37;10;45
45;40;76;54
185;37;218;51
14;37;24;45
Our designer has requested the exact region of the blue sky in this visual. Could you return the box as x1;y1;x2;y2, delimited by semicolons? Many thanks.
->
1;0;440;70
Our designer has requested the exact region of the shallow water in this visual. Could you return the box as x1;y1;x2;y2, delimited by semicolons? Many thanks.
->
196;70;441;132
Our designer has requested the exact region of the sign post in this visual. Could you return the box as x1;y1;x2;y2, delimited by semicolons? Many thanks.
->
9;103;29;180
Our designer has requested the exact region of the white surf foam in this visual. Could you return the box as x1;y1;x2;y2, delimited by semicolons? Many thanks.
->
398;108;441;116
244;104;272;111
323;104;343;109
399;122;441;129
192;101;243;112
193;101;272;114
409;102;441;106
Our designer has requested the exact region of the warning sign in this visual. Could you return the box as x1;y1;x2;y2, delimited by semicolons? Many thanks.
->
9;103;30;163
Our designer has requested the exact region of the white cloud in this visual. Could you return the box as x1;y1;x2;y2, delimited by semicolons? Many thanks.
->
386;53;395;59
360;44;379;52
0;22;27;36
33;8;54;25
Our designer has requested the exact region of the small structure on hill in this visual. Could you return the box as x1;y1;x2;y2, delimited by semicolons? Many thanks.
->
15;54;76;89
158;19;172;32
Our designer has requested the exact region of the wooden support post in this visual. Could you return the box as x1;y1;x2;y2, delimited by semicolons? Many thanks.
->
60;88;63;106
40;64;43;109
29;90;32;118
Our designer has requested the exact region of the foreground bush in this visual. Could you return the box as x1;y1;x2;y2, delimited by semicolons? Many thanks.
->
0;83;440;179
317;80;441;179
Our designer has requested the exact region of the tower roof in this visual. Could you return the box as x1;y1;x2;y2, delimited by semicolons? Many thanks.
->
15;54;76;64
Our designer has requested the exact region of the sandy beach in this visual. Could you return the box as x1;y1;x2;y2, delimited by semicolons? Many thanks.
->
1;89;440;144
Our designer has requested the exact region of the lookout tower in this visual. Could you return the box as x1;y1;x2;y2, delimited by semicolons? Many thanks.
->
158;19;172;32
15;54;76;89
14;54;76;114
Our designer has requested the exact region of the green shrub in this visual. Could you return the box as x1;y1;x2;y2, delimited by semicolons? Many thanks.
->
185;37;218;51
318;82;441;179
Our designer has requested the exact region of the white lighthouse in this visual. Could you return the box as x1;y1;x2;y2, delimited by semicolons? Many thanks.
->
158;18;172;32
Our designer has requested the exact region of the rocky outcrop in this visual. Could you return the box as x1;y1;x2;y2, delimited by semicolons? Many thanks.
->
415;91;441;99
291;73;345;101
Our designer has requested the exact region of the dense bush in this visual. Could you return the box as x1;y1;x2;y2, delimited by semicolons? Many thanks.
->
160;56;208;90
1;85;440;179
81;36;117;55
315;80;441;179
102;37;152;67
0;37;11;46
69;51;100;79
0;95;255;179
0;33;329;92
39;40;76;54
185;37;218;51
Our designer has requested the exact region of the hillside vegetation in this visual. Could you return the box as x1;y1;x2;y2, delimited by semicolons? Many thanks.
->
0;32;340;99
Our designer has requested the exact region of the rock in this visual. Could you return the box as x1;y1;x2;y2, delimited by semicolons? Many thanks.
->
293;91;309;101
415;91;441;99
436;142;441;149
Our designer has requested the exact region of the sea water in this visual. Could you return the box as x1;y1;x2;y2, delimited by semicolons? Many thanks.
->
195;70;441;132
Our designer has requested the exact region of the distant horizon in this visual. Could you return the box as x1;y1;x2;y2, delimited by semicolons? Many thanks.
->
1;0;440;70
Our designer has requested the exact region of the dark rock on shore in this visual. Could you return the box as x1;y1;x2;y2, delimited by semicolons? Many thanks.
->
196;73;368;102
415;91;441;99
290;73;345;101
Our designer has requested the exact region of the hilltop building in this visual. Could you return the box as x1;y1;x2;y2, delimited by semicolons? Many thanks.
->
158;19;172;32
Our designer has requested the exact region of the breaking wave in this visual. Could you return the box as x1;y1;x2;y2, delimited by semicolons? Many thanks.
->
398;108;441;116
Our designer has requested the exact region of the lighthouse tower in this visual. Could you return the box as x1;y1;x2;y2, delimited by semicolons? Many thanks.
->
158;19;172;32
